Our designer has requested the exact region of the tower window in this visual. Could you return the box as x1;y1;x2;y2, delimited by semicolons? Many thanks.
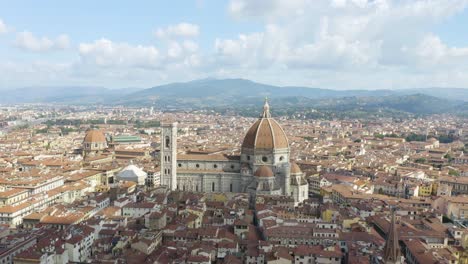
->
165;136;170;148
231;165;235;169
230;183;233;192
196;164;200;168
279;156;284;161
213;164;218;169
262;156;268;162
247;155;251;161
212;182;215;192
178;163;182;167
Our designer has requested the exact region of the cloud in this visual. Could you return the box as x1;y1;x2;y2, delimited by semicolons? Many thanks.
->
15;31;70;52
216;0;468;88
228;0;308;19
78;38;201;70
229;0;468;20
155;23;200;38
0;19;8;34
78;38;162;68
413;34;468;67
3;1;468;89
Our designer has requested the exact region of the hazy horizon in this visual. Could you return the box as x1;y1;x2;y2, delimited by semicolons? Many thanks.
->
2;77;468;92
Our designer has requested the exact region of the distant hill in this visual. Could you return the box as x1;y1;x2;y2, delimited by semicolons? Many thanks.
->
0;86;141;104
117;78;398;106
1;78;467;116
115;78;468;115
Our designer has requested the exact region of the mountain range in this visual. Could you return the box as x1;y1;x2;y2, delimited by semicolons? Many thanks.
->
1;78;468;116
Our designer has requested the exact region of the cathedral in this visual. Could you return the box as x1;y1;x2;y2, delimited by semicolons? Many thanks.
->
160;100;309;205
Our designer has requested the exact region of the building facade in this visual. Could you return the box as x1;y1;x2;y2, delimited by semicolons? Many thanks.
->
160;100;309;205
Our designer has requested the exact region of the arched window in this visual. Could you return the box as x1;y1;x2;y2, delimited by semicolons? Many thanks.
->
167;156;170;162
230;183;233;192
165;136;170;148
212;182;215;192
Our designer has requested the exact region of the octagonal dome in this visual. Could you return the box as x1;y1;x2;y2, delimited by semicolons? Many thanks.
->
83;129;106;143
242;100;289;150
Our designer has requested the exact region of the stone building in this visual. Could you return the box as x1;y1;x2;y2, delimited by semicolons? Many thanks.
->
160;100;309;205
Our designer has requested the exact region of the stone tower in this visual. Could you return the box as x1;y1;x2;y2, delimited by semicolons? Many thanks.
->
160;122;177;190
383;208;402;264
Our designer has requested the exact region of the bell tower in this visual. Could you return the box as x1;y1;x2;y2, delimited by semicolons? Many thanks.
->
383;207;403;264
160;122;177;190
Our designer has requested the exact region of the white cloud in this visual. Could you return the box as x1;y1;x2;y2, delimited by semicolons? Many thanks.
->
15;31;70;52
77;38;201;72
3;1;468;89
78;38;162;68
215;0;468;88
228;0;308;19
414;34;468;66
0;19;8;34
155;23;200;38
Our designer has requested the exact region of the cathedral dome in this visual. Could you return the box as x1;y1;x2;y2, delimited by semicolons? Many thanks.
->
84;129;106;143
290;162;302;174
242;100;289;150
254;165;274;177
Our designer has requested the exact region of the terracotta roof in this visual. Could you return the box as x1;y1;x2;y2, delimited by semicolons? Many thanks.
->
242;103;288;150
177;154;240;161
83;129;106;143
290;162;302;174
254;166;274;178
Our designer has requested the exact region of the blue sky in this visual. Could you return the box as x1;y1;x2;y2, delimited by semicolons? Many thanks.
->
0;0;468;90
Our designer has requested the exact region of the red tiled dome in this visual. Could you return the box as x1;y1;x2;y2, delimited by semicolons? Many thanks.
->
254;165;274;177
83;130;106;143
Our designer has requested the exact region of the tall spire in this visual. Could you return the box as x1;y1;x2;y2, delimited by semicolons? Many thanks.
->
262;97;271;118
383;208;401;264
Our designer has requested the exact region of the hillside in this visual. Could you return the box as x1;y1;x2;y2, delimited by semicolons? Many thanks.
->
1;78;467;117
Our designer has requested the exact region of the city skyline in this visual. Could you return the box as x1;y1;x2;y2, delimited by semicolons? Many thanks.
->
1;0;468;90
